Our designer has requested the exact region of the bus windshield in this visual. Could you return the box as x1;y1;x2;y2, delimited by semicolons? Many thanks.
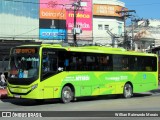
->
9;54;39;79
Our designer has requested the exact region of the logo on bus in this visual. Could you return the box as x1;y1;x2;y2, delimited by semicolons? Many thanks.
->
105;76;128;81
64;75;90;81
75;76;90;81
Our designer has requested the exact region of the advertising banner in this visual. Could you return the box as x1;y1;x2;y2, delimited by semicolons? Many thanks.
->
39;0;92;41
66;11;92;31
40;9;66;20
39;19;66;29
39;29;66;40
93;4;125;17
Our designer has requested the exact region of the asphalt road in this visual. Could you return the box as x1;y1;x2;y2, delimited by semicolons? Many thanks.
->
0;92;160;111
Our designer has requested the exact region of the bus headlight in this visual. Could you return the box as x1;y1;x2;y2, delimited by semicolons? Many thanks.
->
31;84;38;90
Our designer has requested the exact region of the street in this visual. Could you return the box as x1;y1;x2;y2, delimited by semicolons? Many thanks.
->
1;92;160;111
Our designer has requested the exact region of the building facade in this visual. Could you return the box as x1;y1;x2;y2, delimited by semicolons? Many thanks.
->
127;19;160;51
93;0;125;46
0;0;125;43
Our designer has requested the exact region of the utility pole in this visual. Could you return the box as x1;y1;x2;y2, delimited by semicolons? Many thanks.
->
131;19;134;50
66;0;88;46
130;18;142;50
66;0;84;46
129;18;149;50
116;10;136;49
73;2;79;46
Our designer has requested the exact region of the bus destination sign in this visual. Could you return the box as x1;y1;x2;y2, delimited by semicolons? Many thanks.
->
14;48;36;54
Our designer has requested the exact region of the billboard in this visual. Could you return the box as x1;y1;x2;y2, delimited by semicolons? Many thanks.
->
40;29;66;40
93;4;126;17
39;0;92;41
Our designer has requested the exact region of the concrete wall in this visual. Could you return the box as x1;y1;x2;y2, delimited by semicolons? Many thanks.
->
0;0;39;40
93;17;124;45
0;14;39;40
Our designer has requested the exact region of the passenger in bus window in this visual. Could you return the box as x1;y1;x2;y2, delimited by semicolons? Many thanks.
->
122;59;129;70
145;66;152;71
64;59;69;67
99;56;108;70
43;63;49;72
64;58;69;70
77;58;83;70
10;64;18;78
42;56;48;72
17;59;23;69
28;67;37;78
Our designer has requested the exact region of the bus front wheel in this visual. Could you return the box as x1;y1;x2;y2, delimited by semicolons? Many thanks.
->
61;86;73;103
123;83;133;98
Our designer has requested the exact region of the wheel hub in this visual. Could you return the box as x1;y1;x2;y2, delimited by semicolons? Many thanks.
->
125;85;132;97
64;91;71;99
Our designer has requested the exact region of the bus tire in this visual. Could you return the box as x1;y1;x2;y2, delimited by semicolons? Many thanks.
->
123;83;133;98
61;86;73;103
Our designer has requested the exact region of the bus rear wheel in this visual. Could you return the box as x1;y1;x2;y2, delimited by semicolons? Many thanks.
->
61;86;73;103
123;83;133;98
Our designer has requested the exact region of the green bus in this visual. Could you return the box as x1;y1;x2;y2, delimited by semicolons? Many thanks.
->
7;44;158;103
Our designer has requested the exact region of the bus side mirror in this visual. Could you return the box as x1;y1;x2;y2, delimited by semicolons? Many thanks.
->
58;67;63;72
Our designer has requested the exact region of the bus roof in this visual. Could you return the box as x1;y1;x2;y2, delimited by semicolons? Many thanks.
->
18;44;157;57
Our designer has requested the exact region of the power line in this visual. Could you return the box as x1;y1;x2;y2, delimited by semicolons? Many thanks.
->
2;0;40;4
2;0;68;6
14;27;39;37
126;3;160;7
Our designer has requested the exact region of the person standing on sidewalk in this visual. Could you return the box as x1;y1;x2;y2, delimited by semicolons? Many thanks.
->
0;72;7;88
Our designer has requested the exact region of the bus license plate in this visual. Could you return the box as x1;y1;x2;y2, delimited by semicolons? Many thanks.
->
14;95;21;98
